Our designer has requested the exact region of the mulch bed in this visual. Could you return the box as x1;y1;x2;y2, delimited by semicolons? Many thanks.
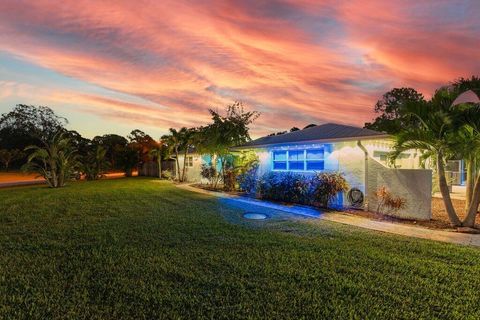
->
344;198;479;230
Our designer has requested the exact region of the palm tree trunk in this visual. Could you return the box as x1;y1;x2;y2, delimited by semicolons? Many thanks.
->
465;157;475;207
175;148;181;181
182;150;188;182
437;152;462;226
463;172;480;227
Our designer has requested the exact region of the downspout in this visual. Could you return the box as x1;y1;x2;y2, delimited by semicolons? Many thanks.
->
357;140;369;211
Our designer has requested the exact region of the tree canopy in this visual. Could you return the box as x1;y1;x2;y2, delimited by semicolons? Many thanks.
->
364;88;425;134
0;104;68;150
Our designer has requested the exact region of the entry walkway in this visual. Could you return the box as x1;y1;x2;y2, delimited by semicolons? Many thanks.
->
177;183;480;247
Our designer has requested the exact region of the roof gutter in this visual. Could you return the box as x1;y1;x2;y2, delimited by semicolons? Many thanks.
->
357;140;369;211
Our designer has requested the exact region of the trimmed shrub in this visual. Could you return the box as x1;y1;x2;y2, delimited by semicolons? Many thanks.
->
257;172;313;204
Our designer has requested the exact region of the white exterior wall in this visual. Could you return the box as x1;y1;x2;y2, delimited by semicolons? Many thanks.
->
176;153;204;183
249;138;431;219
366;158;432;220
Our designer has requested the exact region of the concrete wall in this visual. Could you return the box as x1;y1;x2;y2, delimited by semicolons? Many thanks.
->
366;158;432;220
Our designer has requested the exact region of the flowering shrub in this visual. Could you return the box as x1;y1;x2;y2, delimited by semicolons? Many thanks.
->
374;186;406;215
313;172;349;208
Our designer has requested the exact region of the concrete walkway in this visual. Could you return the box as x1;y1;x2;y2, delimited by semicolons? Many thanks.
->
177;184;480;247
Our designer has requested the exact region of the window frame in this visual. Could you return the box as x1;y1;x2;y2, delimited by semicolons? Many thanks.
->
271;147;325;172
186;156;194;168
272;150;288;171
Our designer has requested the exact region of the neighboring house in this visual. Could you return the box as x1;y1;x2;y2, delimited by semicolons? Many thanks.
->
176;151;205;182
233;123;432;220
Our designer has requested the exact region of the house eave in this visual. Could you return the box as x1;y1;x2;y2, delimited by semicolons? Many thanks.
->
231;134;391;150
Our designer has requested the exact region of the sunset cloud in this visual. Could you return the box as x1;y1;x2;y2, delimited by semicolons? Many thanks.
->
0;0;478;138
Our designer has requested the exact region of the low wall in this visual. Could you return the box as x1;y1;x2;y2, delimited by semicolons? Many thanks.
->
366;158;432;220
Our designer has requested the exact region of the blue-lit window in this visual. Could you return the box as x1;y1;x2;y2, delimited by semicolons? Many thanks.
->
306;148;324;171
272;147;325;172
273;150;287;170
288;150;305;170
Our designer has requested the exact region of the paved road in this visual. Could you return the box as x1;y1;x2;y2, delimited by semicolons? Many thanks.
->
0;172;131;188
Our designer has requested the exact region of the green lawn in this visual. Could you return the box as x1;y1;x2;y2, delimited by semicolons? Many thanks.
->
0;178;479;319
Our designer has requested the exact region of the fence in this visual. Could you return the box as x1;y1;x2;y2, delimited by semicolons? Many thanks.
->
138;160;176;177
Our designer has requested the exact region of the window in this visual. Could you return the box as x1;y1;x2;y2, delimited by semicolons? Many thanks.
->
186;156;194;167
306;148;324;171
272;148;324;171
272;150;287;170
288;150;305;170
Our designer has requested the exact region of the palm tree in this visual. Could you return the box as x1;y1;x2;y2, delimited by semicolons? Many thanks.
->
161;128;183;181
391;87;480;227
456;104;480;226
83;145;110;180
22;132;80;188
451;76;480;206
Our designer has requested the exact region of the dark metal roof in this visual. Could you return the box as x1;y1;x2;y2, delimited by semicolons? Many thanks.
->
236;123;388;148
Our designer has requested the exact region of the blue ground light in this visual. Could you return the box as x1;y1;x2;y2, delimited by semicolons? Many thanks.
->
217;196;322;221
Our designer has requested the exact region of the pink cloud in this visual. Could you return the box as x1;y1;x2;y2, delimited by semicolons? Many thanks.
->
0;0;478;138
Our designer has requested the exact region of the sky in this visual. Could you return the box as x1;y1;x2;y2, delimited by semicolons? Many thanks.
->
0;0;479;139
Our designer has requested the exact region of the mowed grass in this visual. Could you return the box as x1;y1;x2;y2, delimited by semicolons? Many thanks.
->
0;178;479;319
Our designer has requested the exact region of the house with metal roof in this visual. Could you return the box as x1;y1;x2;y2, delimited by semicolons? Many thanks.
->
183;123;432;220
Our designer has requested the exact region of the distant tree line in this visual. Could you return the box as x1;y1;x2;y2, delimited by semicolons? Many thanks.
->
0;101;261;188
0;104;160;177
267;123;317;136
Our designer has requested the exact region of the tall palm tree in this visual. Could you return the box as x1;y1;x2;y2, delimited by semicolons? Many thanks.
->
456;104;480;226
22;132;80;188
161;128;183;181
391;88;480;227
391;88;462;226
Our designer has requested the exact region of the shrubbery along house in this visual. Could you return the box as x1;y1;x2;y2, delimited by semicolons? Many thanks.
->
179;123;433;220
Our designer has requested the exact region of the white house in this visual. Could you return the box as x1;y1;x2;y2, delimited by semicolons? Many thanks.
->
180;123;433;220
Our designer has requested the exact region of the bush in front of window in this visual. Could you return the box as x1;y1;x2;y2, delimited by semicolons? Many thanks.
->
257;172;314;204
313;172;349;208
255;171;348;209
